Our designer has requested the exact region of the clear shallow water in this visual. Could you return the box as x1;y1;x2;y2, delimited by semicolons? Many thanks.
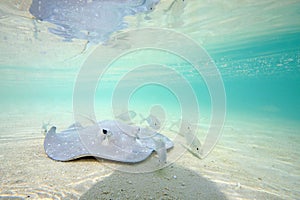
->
0;0;300;199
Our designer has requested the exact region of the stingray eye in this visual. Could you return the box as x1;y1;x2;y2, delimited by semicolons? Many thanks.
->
102;129;108;134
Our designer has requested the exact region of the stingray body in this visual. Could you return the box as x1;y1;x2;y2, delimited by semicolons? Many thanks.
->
29;0;160;43
44;120;173;163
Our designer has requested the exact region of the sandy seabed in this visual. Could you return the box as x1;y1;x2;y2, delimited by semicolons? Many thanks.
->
0;110;299;200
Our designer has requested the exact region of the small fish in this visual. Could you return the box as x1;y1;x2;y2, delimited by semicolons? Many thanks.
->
113;121;141;139
164;0;186;27
116;110;137;123
181;143;202;159
140;114;161;130
169;119;191;136
181;121;203;156
169;119;180;132
184;129;203;157
41;121;51;135
170;119;203;158
67;122;83;129
165;0;186;13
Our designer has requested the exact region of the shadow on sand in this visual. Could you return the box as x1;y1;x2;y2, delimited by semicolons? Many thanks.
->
79;163;227;200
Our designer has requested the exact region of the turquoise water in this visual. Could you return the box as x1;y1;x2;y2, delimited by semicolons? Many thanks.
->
1;31;299;123
0;0;300;199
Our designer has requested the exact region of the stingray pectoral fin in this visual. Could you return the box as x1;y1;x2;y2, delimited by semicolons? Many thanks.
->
44;125;88;161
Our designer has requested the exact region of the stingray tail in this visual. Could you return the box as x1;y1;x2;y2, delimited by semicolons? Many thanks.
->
154;138;167;164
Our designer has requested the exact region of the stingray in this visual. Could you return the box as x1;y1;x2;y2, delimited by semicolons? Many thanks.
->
29;0;160;44
44;120;173;163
